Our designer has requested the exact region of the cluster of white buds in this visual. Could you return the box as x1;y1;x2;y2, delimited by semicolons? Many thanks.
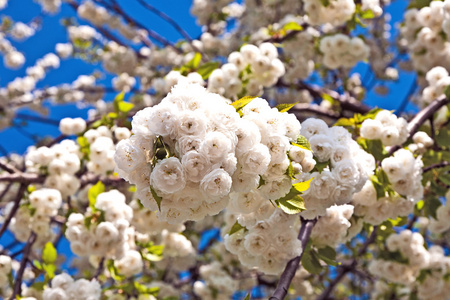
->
102;41;138;75
409;131;434;154
84;127;116;175
369;230;450;299
25;140;81;198
115;82;309;224
360;110;409;146
420;67;450;107
381;149;423;202
297;118;375;219
224;209;302;275
0;33;25;69
43;273;101;300
10;22;35;41
59;117;87;135
112;73;136;92
304;0;355;26
352;180;414;225
428;190;450;234
193;262;238;300
114;249;143;277
320;35;370;69
65;190;134;259
310;204;354;248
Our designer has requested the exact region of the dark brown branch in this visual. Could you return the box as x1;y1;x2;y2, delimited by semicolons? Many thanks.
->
0;172;44;184
93;257;105;279
316;227;378;300
423;161;450;173
269;218;317;300
291;103;340;120
0;184;27;240
10;231;37;300
0;160;20;174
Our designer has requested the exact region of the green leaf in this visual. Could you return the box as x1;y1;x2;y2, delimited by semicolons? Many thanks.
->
282;22;303;32
319;0;330;6
186;52;202;70
317;246;337;266
295;135;312;151
357;137;387;162
231;96;258;112
322;93;335;104
150;186;162;211
142;252;163;262
33;260;43;270
118;101;134;113
42;242;57;265
88;181;105;210
334;117;355;127
229;221;245;235
360;9;375;19
258;176;266;188
31;281;46;291
197;61;219;79
301;249;323;274
243;293;251;300
42;263;56;279
313;159;329;173
292;177;314;193
278;195;305;214
134;282;159;296
424;195;442;219
276;102;298;113
107;259;125;281
285;161;295;179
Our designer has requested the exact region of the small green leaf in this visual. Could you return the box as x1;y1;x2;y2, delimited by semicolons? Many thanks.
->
118;101;134;113
278;195;305;214
276;102;298;113
282;22;303;32
42;263;56;279
319;0;330;6
301;250;322;274
317;246;337;266
31;281;46;291
243;293;251;300
322;93;335;104
360;9;375;19
88;181;105;210
107;259;125;281
134;282;159;295
150;186;162;211
229;221;245;235
292;177;314;193
285;161;295;179
295;135;312;151
231;96;258;112
436;128;450;148
33;260;42;270
197;61;219;79
142;252;163;262
186;52;202;69
42;242;57;265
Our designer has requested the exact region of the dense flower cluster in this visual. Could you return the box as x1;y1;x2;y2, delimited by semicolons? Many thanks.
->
115;82;308;224
352;180;414;225
381;149;423;202
43;273;101;300
296;118;375;219
369;230;450;300
193;262;238;300
360;110;409;146
304;0;355;26
65;190;135;260
208;43;285;98
320;35;370;69
310;204;354;248
428;190;450;234
223;209;302;275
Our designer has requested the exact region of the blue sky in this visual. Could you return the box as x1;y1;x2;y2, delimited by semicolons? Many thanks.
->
0;0;417;155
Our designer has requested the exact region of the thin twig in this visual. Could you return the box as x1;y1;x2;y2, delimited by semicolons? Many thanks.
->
269;218;317;300
423;161;450;173
0;184;27;240
93;257;105;279
10;231;37;300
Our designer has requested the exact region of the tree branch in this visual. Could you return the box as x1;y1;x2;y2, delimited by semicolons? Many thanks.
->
316;226;378;300
269;217;317;300
10;231;37;300
0;184;27;240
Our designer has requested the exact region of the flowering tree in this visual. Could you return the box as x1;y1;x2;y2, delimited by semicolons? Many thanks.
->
0;0;450;299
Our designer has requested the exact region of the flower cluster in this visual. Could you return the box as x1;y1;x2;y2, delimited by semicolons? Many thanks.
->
360;110;409;146
320;35;370;69
304;0;355;26
65;190;135;259
59;117;87;136
381;149;423;202
409;131;434;154
25;141;81;198
310;204;354;248
83;126;116;175
369;230;450;300
223;209;302;275
420;66;450;109
115;82;308;224
193;262;238;300
0;255;12;288
297;118;375;219
43;273;101;300
208;43;285;98
352;180;414;225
